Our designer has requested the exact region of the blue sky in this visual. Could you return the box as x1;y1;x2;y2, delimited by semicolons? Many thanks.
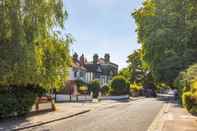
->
63;0;144;69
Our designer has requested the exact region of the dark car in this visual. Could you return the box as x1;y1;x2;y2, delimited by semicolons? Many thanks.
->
142;83;157;97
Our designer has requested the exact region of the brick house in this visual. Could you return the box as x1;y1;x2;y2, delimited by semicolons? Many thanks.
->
66;53;89;95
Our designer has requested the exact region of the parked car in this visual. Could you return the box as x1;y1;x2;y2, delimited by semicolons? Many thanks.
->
142;83;157;97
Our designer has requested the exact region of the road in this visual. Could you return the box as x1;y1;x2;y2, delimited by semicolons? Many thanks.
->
25;98;165;131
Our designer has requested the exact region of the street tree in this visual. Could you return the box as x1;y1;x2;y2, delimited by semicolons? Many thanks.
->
127;49;145;83
132;0;197;84
0;0;71;117
0;0;71;90
118;67;131;81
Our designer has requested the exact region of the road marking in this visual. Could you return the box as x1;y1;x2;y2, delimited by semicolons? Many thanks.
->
147;102;170;131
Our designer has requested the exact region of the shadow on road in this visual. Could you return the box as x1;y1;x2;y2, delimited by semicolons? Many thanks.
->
0;107;54;130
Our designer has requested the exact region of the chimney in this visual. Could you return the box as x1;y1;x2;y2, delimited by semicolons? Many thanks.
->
80;54;85;66
73;52;78;62
104;53;110;63
93;54;99;64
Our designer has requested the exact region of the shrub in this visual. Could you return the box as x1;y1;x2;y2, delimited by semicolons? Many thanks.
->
101;85;110;95
76;80;88;94
78;86;88;94
190;88;197;113
175;64;197;110
182;92;193;111
88;80;100;98
130;83;142;92
190;105;197;114
110;76;130;96
0;85;45;118
191;81;197;93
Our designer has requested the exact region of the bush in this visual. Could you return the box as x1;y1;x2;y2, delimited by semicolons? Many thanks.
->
190;105;197;114
88;80;100;98
76;80;88;94
101;85;110;95
175;64;197;112
182;92;193;111
0;85;45;118
110;76;130;96
130;83;142;92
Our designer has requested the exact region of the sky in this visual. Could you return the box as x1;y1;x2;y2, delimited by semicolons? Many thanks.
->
63;0;144;69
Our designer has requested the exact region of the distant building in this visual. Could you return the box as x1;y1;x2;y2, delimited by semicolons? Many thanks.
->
85;53;118;87
66;53;118;95
67;53;89;95
69;53;87;83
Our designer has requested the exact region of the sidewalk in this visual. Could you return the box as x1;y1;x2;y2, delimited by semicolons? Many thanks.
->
0;98;140;131
149;100;197;131
162;102;197;131
0;103;90;131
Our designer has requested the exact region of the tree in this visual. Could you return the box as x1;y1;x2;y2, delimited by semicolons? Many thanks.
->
0;0;71;90
127;49;145;83
132;0;197;84
118;67;131;81
0;0;71;117
127;49;155;86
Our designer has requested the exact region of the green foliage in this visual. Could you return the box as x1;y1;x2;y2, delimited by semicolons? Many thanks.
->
0;0;71;118
110;76;130;96
0;0;71;90
133;0;197;84
118;68;131;81
130;83;142;92
76;80;88;94
0;86;45;118
88;80;100;98
101;85;110;96
126;49;155;90
182;92;193;111
175;64;197;94
76;80;87;87
127;49;145;83
175;64;197;112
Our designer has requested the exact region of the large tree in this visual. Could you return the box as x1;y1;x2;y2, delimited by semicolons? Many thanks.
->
127;49;144;83
0;0;71;90
127;49;154;86
118;67;131;81
132;0;197;84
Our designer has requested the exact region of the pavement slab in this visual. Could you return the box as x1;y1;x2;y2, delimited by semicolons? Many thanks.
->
162;103;197;131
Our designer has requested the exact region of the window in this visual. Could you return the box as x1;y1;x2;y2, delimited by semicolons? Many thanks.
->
74;71;77;78
80;72;83;77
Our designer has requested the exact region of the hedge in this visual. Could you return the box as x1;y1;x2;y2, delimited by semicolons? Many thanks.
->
175;64;197;112
0;85;46;118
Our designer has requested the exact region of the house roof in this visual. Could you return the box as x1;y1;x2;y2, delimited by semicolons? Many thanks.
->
71;61;87;71
85;63;117;75
87;58;118;67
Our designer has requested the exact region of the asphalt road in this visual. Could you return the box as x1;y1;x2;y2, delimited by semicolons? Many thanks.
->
25;98;165;131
